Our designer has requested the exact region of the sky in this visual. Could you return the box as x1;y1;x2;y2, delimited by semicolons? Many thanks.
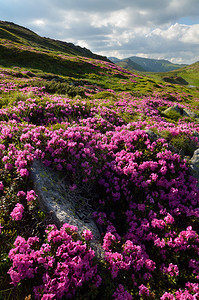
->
1;0;199;64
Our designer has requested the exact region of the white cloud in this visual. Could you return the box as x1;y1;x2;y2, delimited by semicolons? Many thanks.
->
0;0;199;63
150;23;199;43
180;24;199;43
31;19;46;27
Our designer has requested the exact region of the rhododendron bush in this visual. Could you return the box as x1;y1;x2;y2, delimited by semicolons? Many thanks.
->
8;224;100;299
0;64;199;299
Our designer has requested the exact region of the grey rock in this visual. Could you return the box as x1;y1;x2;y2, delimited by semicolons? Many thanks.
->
145;129;160;141
145;129;177;153
163;104;183;115
190;149;199;187
182;108;199;119
163;105;199;119
30;160;103;258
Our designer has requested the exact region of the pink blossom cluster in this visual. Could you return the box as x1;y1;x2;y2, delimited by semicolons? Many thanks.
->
1;115;198;298
10;203;24;221
0;181;4;191
0;223;3;234
161;282;199;299
0;96;124;128
112;284;132;300
26;190;38;203
8;223;100;299
0;67;199;298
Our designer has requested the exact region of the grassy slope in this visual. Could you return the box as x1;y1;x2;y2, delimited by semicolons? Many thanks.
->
1;21;199;97
148;61;199;87
172;61;199;86
0;20;109;61
126;56;187;72
116;58;146;72
1;34;199;101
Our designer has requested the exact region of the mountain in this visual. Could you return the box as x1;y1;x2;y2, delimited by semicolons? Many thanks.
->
109;55;187;72
149;61;199;87
115;58;146;72
0;20;109;61
128;56;187;72
108;57;121;63
0;21;113;78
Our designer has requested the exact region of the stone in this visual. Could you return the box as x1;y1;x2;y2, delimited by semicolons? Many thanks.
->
145;129;160;141
163;104;183;116
182;108;199;119
145;129;177;153
163;105;199;119
190;149;199;187
163;76;188;85
30;159;103;258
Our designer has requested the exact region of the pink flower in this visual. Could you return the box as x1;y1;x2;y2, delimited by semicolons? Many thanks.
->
151;173;158;181
41;294;55;300
151;218;165;230
164;213;174;225
163;263;179;277
138;284;150;297
82;229;93;241
154;237;166;248
19;168;29;177
8;222;99;298
10;203;24;221
17;191;26;198
137;203;145;212
69;184;77;191
26;190;37;203
5;162;13;170
0;181;4;191
161;292;175;299
112;284;132;300
0;224;3;234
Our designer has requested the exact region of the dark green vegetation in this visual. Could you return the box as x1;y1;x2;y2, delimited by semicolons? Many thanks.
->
147;61;199;88
113;58;146;72
0;21;109;61
109;55;187;72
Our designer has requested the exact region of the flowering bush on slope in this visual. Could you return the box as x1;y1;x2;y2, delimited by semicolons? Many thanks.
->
1;117;198;298
0;64;199;298
8;224;100;299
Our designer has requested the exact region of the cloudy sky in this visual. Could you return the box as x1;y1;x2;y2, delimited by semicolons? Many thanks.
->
1;0;199;64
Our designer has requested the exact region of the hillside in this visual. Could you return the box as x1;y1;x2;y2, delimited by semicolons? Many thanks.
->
129;56;187;72
115;58;146;72
169;61;199;86
148;61;199;87
0;22;199;300
109;55;187;72
0;20;109;61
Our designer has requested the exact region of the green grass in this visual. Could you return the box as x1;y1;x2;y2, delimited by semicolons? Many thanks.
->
0;21;110;60
148;62;199;87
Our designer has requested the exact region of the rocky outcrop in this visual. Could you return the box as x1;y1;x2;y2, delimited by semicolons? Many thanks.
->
183;108;199;119
30;160;103;258
190;149;199;188
163;105;199;119
145;129;160;141
163;104;183;116
163;76;188;85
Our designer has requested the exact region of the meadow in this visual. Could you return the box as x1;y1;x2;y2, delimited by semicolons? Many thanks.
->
0;27;199;299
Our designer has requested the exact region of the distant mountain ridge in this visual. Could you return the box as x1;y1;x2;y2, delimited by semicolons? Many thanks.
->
109;56;188;72
115;58;146;72
0;20;109;62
